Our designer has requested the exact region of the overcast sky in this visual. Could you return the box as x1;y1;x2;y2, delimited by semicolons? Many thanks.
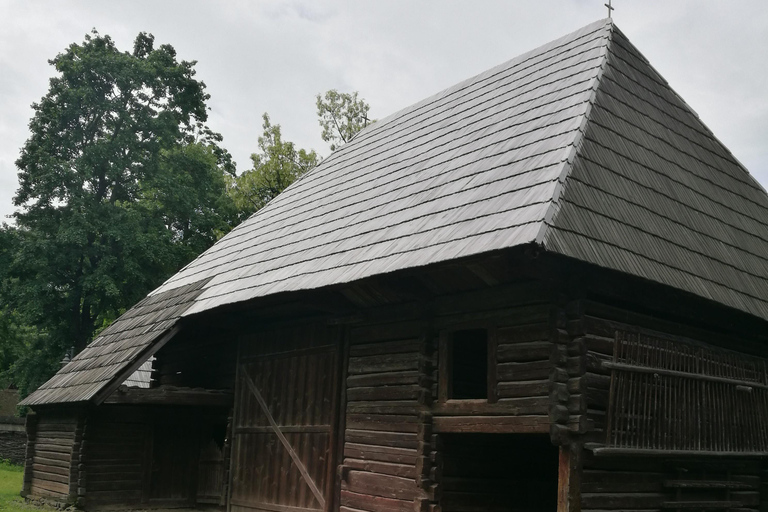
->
1;1;767;223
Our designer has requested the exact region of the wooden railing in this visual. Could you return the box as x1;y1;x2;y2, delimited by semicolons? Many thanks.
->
604;332;768;454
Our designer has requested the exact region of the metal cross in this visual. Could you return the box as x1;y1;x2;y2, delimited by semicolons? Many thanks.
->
605;0;614;18
362;113;370;127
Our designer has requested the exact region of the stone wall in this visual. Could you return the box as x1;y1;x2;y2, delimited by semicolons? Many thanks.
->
0;417;26;466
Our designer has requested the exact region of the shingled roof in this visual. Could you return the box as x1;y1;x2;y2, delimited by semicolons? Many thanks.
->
21;18;768;406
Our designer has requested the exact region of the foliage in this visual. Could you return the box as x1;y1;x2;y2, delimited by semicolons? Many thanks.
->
226;113;319;220
316;89;373;151
4;30;236;397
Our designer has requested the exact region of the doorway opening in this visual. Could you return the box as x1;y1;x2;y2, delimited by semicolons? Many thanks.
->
439;434;558;512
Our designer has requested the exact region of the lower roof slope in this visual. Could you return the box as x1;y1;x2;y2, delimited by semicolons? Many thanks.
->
22;19;768;406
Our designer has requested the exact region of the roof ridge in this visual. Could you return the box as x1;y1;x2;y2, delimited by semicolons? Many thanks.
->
535;20;615;246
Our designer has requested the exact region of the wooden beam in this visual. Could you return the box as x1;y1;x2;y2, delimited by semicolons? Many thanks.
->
557;443;581;512
587;445;768;458
242;372;326;508
602;361;768;390
104;386;233;407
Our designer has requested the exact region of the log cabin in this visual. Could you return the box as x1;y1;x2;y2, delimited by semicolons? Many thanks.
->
18;18;768;512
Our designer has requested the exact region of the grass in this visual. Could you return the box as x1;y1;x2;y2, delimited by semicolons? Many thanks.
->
0;460;27;511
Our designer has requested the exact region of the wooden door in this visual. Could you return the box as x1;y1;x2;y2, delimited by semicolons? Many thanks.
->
229;341;339;512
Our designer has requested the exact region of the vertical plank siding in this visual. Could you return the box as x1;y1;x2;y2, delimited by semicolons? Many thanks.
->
231;322;342;512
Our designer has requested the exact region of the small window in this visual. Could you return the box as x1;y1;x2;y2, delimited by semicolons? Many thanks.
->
447;328;488;400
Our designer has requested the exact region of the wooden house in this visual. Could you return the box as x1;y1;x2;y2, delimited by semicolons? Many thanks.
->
19;18;768;512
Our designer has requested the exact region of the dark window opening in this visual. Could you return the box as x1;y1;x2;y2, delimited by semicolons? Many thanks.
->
450;328;488;399
439;433;558;512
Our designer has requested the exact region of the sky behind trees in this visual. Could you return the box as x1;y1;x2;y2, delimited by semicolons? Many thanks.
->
2;0;767;222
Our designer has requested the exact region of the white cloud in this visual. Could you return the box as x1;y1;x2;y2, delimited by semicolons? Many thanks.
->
1;0;767;220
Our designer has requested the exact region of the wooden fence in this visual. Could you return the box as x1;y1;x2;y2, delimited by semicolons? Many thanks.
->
604;332;768;454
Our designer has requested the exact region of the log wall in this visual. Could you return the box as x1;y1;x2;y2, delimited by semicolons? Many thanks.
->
430;281;559;436
572;297;768;512
81;406;152;507
24;411;80;503
340;319;431;512
582;453;762;512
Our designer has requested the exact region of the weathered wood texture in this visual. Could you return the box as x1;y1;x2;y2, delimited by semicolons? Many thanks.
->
581;452;762;512
606;331;768;453
27;412;79;502
231;322;341;512
82;407;152;507
438;433;558;512
431;283;558;435
340;320;430;512
575;299;768;452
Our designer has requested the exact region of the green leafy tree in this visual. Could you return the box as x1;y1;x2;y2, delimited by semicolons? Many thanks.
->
316;89;373;151
6;30;236;395
227;113;319;220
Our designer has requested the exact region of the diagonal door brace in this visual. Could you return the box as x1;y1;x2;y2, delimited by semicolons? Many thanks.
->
242;371;326;508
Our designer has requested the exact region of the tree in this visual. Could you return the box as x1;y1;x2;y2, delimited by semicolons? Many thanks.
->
6;30;236;394
227;113;319;220
316;90;373;151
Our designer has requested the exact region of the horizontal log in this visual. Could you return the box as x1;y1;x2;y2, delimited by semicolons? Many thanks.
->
349;339;422;357
432;415;549;433
32;455;70;467
347;371;422;388
433;397;550;416
350;321;425;344
30;470;68;485
346;401;423;415
340;490;413;512
87;477;144;492
349;354;421;375
497;342;553;363
347;385;424;402
347;414;419;433
343;470;418;501
661;501;744;509
345;429;418;450
582;470;665;493
732;492;760;507
497;379;550;398
497;360;552;381
581;492;666;509
664;480;753;490
496;323;551;344
344;458;416;478
34;443;72;455
31;463;68;477
344;443;418;465
30;477;69;496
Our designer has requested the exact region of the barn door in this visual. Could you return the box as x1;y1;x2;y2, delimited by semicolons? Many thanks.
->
229;342;339;512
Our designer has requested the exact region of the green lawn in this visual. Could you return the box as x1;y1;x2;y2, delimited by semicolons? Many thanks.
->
0;461;30;511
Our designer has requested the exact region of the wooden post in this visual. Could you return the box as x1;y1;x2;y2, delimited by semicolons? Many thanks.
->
21;413;37;498
557;443;582;512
